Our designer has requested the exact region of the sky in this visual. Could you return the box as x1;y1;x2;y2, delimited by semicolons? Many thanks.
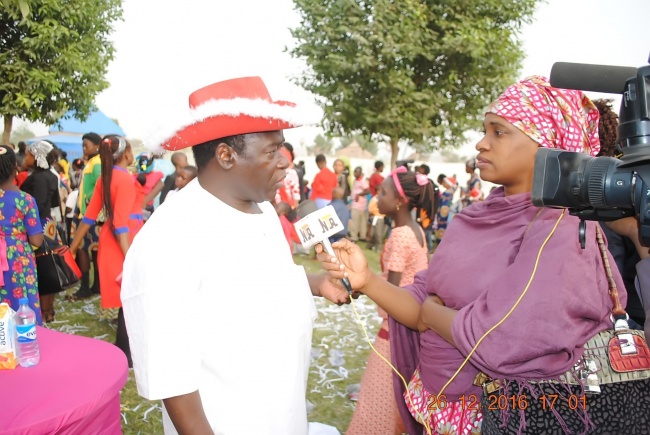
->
23;0;650;157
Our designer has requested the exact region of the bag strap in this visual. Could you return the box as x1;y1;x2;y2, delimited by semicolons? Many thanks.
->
594;224;627;318
53;177;70;245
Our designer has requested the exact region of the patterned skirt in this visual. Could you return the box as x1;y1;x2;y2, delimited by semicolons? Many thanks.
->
405;368;482;435
480;378;650;435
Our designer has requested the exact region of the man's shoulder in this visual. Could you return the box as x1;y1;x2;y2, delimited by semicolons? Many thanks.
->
129;201;191;254
153;180;226;219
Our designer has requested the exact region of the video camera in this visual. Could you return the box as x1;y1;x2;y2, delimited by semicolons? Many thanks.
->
531;58;650;246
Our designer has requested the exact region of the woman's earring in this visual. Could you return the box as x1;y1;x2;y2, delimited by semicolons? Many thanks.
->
396;203;400;211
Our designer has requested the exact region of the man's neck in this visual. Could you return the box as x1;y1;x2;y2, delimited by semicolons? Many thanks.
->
197;171;262;214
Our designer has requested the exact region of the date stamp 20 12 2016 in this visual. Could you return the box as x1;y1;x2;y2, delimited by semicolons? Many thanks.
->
426;394;587;412
426;394;480;411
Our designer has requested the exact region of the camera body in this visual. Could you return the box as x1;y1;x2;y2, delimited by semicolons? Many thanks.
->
532;62;650;244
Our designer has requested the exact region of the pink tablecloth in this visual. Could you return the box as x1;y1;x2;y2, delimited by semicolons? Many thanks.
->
0;326;128;435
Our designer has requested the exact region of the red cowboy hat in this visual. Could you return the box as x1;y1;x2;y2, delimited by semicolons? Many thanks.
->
153;76;308;151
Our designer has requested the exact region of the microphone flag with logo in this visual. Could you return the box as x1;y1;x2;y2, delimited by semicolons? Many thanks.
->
293;202;353;294
294;205;344;248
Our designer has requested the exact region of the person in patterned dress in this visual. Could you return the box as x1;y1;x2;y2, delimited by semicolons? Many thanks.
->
434;174;458;244
460;158;484;208
20;140;60;322
346;166;434;435
274;144;300;207
0;145;44;323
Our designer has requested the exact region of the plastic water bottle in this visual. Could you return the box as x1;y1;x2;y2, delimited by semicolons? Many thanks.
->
15;298;39;367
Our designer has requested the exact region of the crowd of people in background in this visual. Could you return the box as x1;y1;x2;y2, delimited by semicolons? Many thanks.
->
273;149;484;258
0;134;197;367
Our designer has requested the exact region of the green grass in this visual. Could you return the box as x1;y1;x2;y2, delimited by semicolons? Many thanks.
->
47;247;382;434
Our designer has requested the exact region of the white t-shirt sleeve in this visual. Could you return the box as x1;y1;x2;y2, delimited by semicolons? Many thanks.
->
65;192;75;218
65;190;78;211
121;225;203;400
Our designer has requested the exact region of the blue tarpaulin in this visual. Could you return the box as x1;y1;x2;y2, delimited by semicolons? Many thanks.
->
25;109;126;161
50;110;125;136
25;134;84;160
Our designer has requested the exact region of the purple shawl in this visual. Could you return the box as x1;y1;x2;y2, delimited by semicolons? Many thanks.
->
390;187;626;434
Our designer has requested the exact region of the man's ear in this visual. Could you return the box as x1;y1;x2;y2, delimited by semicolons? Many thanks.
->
215;143;237;170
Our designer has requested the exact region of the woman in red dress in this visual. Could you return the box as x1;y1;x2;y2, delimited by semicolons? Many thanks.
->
70;135;143;366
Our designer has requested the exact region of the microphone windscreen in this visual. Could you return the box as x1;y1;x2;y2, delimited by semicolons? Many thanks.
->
550;62;637;94
295;200;318;219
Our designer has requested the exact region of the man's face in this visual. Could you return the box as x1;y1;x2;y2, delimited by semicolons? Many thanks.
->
232;131;289;202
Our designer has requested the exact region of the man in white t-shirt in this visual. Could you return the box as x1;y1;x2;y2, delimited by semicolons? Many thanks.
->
121;77;350;435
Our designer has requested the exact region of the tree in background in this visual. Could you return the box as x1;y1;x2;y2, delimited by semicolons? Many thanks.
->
9;123;36;144
307;133;336;155
439;148;469;163
0;0;123;143
340;132;378;155
290;0;537;168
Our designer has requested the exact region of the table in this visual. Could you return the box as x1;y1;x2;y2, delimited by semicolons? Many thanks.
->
0;326;128;435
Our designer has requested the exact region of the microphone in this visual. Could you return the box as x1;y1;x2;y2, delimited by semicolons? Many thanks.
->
550;62;638;94
294;201;353;294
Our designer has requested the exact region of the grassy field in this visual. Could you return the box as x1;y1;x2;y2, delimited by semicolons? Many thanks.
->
47;247;382;434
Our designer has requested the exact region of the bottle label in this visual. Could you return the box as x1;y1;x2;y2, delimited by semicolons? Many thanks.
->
16;324;36;343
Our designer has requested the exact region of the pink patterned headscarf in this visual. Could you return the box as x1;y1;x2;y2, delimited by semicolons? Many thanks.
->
487;75;600;156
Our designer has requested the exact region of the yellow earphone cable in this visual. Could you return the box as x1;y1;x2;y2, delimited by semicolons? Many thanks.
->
349;297;433;435
435;209;565;398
